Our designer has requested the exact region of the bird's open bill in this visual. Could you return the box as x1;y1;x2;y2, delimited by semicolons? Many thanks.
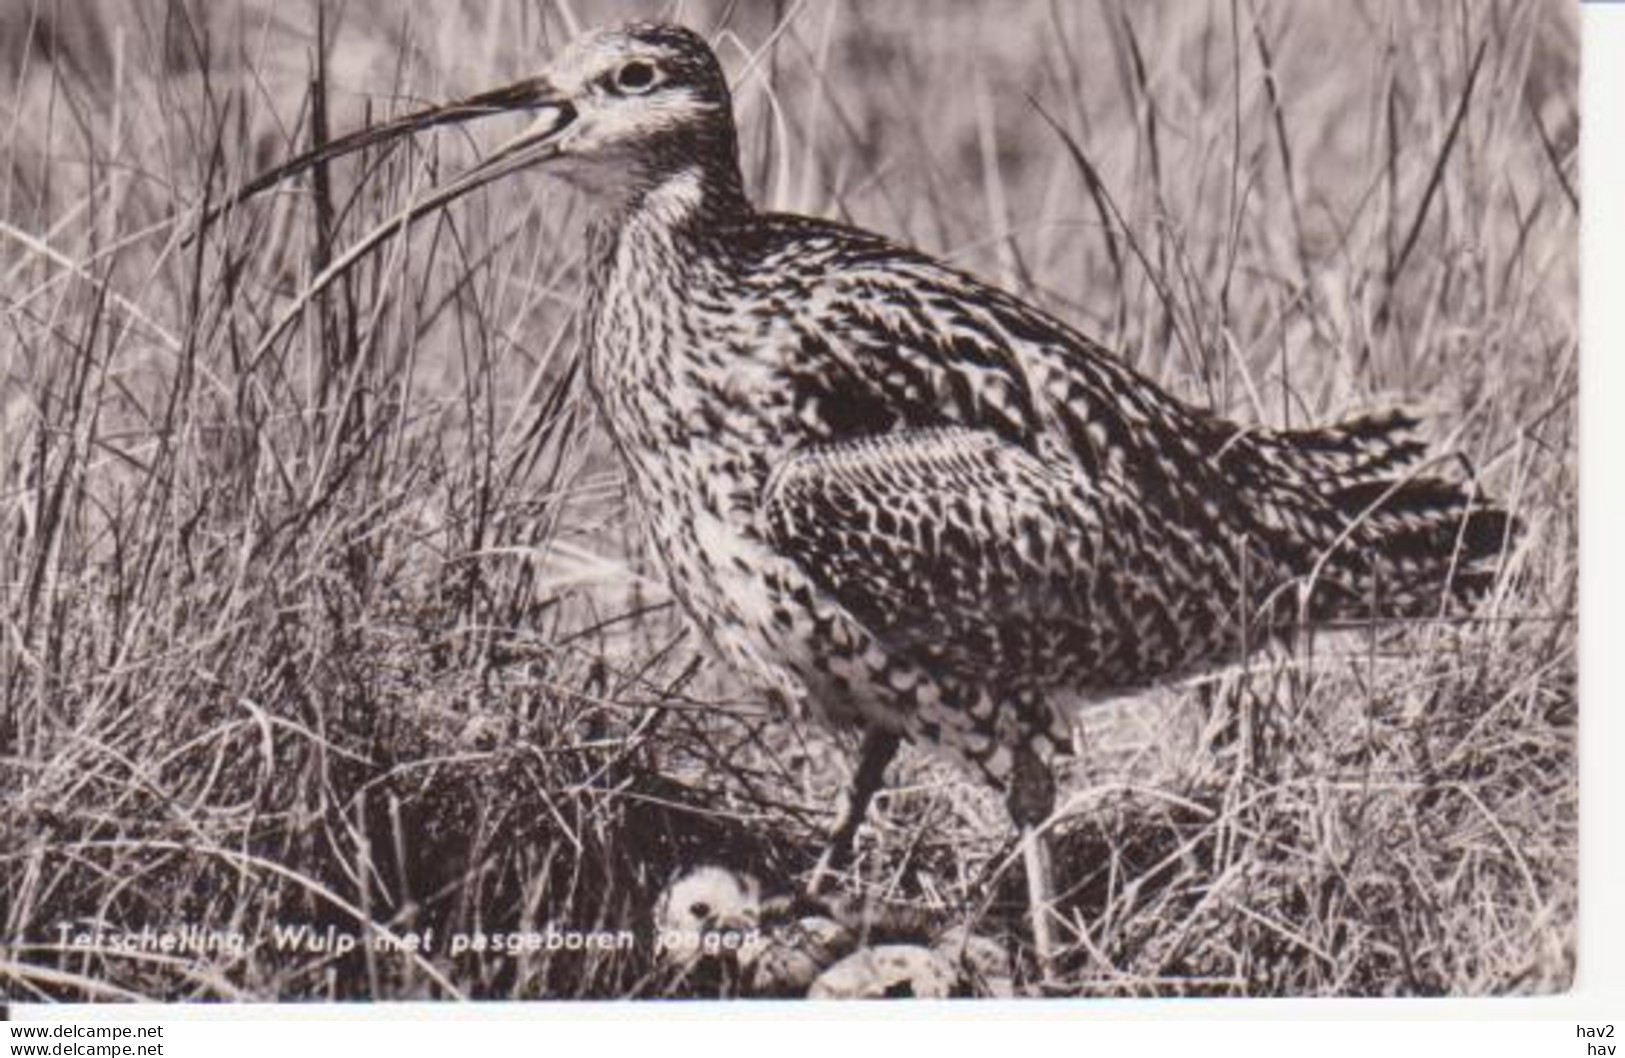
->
195;76;574;235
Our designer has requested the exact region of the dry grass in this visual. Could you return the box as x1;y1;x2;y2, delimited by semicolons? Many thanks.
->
0;0;1576;1000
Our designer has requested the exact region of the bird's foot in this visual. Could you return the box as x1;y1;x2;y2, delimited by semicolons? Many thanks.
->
1021;822;1058;984
803;727;902;898
804;842;845;900
1008;745;1061;983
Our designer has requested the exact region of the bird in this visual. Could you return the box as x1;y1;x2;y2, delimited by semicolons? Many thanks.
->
220;21;1515;971
651;864;1013;997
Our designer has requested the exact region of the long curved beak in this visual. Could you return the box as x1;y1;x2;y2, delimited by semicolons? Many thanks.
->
196;75;574;234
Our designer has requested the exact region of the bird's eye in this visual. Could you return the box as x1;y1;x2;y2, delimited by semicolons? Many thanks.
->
689;901;711;919
612;59;661;94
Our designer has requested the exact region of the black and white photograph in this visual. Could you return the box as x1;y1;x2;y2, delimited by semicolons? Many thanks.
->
0;0;1577;1003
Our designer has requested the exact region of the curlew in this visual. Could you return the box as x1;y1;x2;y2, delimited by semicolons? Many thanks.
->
221;21;1514;969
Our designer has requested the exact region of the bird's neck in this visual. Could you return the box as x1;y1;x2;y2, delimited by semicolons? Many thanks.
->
589;154;751;244
586;119;751;245
581;158;745;397
580;155;762;494
582;158;751;320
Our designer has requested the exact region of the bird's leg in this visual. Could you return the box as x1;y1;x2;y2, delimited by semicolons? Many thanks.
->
806;726;902;897
1008;745;1059;981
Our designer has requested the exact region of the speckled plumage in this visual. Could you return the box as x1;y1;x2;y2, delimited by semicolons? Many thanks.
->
566;24;1511;817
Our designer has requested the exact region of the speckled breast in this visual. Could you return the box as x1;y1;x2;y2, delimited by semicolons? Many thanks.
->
581;259;838;727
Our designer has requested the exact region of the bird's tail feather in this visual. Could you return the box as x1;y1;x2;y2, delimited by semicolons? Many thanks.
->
1308;473;1517;622
1230;409;1516;624
1261;410;1430;490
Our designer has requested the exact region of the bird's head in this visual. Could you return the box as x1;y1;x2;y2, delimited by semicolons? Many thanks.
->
524;22;742;201
213;22;749;230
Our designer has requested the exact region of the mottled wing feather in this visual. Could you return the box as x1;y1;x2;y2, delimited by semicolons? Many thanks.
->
760;427;1243;694
750;220;1248;524
780;284;1052;453
738;215;1507;698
